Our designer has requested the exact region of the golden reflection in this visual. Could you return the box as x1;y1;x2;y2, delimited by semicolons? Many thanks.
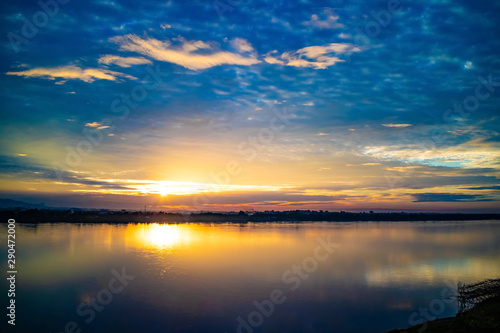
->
364;256;500;286
124;223;296;251
143;224;191;248
11;222;500;288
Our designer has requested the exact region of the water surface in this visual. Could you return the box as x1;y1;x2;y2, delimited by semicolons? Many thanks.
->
2;221;500;333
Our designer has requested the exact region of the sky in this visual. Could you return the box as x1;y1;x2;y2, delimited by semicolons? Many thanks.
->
0;0;499;212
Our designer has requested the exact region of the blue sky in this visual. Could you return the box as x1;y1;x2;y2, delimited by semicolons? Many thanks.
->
1;0;499;211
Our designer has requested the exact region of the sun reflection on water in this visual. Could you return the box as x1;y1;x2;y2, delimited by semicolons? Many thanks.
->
135;223;193;249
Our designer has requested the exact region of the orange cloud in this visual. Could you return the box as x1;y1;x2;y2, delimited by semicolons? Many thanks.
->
98;55;152;67
111;34;260;70
6;65;136;83
85;122;110;130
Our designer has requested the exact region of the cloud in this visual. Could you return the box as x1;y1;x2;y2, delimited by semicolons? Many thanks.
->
412;193;494;202
382;123;412;128
230;38;255;53
6;65;136;83
263;51;285;65
98;55;152;67
264;43;361;69
110;34;260;70
0;155;125;187
303;8;344;29
85;122;110;130
464;186;500;191
363;144;500;169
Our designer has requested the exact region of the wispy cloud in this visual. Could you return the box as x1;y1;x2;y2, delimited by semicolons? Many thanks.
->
464;186;500;191
263;51;285;65
303;8;344;29
110;34;260;70
363;144;500;169
230;38;255;53
412;193;494;202
264;43;361;69
85;122;110;130
382;123;413;128
6;65;136;83
98;55;152;67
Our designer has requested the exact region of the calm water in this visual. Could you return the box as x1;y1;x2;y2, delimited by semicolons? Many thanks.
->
2;221;500;333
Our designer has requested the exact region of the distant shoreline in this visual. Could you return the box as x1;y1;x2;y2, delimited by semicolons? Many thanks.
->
1;209;500;223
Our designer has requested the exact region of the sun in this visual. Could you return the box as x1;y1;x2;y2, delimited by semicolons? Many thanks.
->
158;185;169;196
155;181;209;196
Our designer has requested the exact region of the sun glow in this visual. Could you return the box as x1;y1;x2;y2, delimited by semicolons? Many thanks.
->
130;181;280;196
66;178;281;197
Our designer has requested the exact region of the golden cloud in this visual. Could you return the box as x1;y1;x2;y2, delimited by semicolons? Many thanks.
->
98;55;152;67
6;65;136;83
110;34;260;70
